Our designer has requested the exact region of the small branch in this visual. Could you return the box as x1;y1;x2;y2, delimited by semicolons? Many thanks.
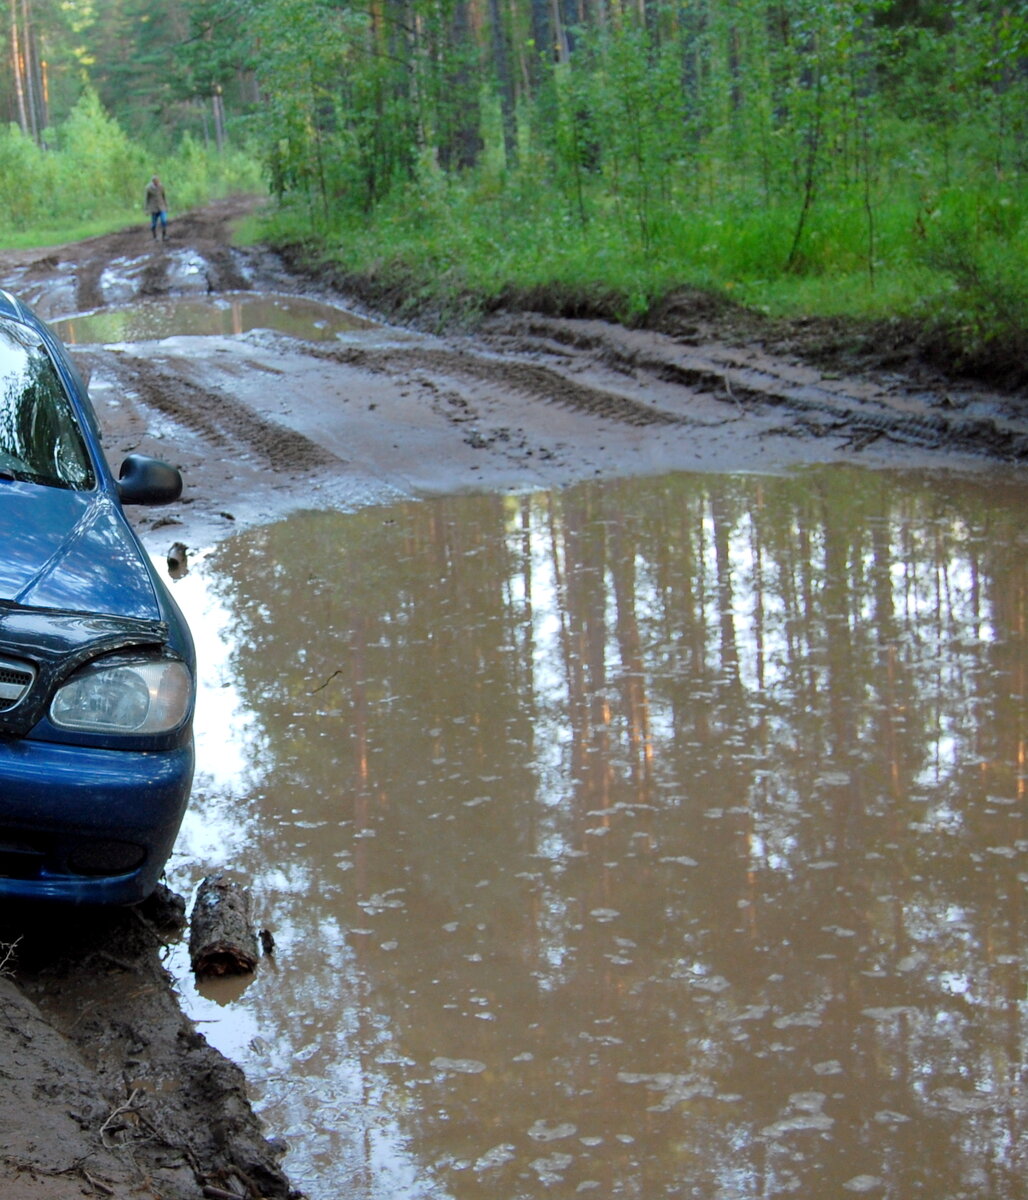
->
99;1088;145;1148
0;937;22;975
310;668;344;695
81;1170;116;1196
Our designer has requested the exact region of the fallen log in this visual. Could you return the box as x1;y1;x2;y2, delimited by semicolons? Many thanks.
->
188;874;260;978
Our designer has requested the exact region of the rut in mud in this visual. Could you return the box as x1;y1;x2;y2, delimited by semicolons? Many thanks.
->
473;313;1028;458
94;352;344;473
72;205;253;312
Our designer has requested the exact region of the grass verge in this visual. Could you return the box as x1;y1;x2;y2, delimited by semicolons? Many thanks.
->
261;176;1027;392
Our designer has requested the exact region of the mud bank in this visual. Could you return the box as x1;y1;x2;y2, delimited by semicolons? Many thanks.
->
0;195;1024;1200
0;889;294;1199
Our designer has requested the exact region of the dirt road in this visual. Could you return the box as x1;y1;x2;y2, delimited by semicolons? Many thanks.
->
0;196;1024;1200
5;195;1026;553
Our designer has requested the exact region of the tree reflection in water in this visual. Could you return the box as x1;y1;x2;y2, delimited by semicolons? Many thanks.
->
171;465;1027;1200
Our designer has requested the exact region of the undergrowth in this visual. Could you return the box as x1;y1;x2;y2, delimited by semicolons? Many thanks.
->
262;168;1027;386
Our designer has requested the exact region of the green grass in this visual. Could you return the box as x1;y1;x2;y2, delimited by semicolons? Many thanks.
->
258;167;1026;387
267;174;1022;315
228;210;273;247
0;211;144;251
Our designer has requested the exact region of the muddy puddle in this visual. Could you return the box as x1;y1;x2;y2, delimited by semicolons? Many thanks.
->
159;465;1026;1200
52;292;375;344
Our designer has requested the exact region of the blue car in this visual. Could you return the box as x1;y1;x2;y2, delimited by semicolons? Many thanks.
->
0;289;194;904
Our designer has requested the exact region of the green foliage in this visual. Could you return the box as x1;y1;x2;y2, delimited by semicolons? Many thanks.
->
54;90;146;216
913;185;1028;369
239;0;1025;367
259;157;1027;355
242;0;420;218
164;133;266;210
0;126;54;229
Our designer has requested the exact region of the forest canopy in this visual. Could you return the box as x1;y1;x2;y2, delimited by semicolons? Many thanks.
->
3;0;1026;374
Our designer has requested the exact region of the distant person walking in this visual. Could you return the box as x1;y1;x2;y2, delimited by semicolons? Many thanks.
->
145;175;168;240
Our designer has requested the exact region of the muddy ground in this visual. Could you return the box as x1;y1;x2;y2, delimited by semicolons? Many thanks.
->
0;195;1024;1200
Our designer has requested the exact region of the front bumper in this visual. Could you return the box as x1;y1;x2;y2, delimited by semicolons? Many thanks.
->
0;734;194;904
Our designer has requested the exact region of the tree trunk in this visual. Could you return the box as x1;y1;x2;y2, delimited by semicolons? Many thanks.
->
488;0;518;167
529;0;552;82
438;0;483;171
20;0;36;140
9;0;28;135
212;85;225;151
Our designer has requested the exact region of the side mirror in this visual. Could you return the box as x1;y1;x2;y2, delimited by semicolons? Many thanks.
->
117;453;183;506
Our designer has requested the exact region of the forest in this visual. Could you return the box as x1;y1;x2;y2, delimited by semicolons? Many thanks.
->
2;0;1026;374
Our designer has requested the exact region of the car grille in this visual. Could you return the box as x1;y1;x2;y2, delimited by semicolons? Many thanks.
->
0;657;35;711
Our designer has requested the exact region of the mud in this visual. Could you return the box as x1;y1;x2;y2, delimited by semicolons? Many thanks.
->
0;194;1024;1200
5;196;1026;556
0;889;292;1199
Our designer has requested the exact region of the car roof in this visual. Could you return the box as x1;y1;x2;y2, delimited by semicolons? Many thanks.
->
0;290;63;355
0;288;40;327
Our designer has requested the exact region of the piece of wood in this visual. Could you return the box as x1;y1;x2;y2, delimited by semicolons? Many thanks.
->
188;874;259;977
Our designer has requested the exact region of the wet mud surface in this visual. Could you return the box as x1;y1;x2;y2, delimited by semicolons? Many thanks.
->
0;195;1024;1200
1;890;291;1199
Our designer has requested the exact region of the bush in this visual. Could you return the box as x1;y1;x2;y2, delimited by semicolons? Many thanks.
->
55;91;147;217
918;219;1028;383
0;125;57;229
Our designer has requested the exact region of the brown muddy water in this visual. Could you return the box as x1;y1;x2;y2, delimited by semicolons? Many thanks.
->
53;292;375;344
162;466;1026;1200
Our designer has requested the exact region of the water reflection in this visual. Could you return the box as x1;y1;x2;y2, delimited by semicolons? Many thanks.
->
53;293;375;344
168;467;1027;1200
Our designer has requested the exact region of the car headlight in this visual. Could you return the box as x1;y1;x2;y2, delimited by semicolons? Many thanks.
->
50;658;193;735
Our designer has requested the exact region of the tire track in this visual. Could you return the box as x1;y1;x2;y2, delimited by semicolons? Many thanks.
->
479;316;1028;461
83;350;343;473
307;343;688;428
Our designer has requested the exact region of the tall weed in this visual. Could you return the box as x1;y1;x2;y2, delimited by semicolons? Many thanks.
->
916;192;1028;373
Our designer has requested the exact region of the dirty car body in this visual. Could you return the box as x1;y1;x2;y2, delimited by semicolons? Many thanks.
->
0;290;194;904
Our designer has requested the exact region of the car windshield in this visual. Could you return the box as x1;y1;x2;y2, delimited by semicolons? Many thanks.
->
0;318;94;489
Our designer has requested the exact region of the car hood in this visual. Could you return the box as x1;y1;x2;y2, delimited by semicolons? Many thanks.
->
0;483;160;618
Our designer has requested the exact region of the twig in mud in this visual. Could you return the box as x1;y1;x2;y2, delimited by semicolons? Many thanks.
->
724;376;750;413
99;1087;146;1147
0;937;21;975
81;1169;116;1196
839;427;884;451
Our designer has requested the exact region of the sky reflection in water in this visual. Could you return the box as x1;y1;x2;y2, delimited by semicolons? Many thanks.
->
166;466;1027;1200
